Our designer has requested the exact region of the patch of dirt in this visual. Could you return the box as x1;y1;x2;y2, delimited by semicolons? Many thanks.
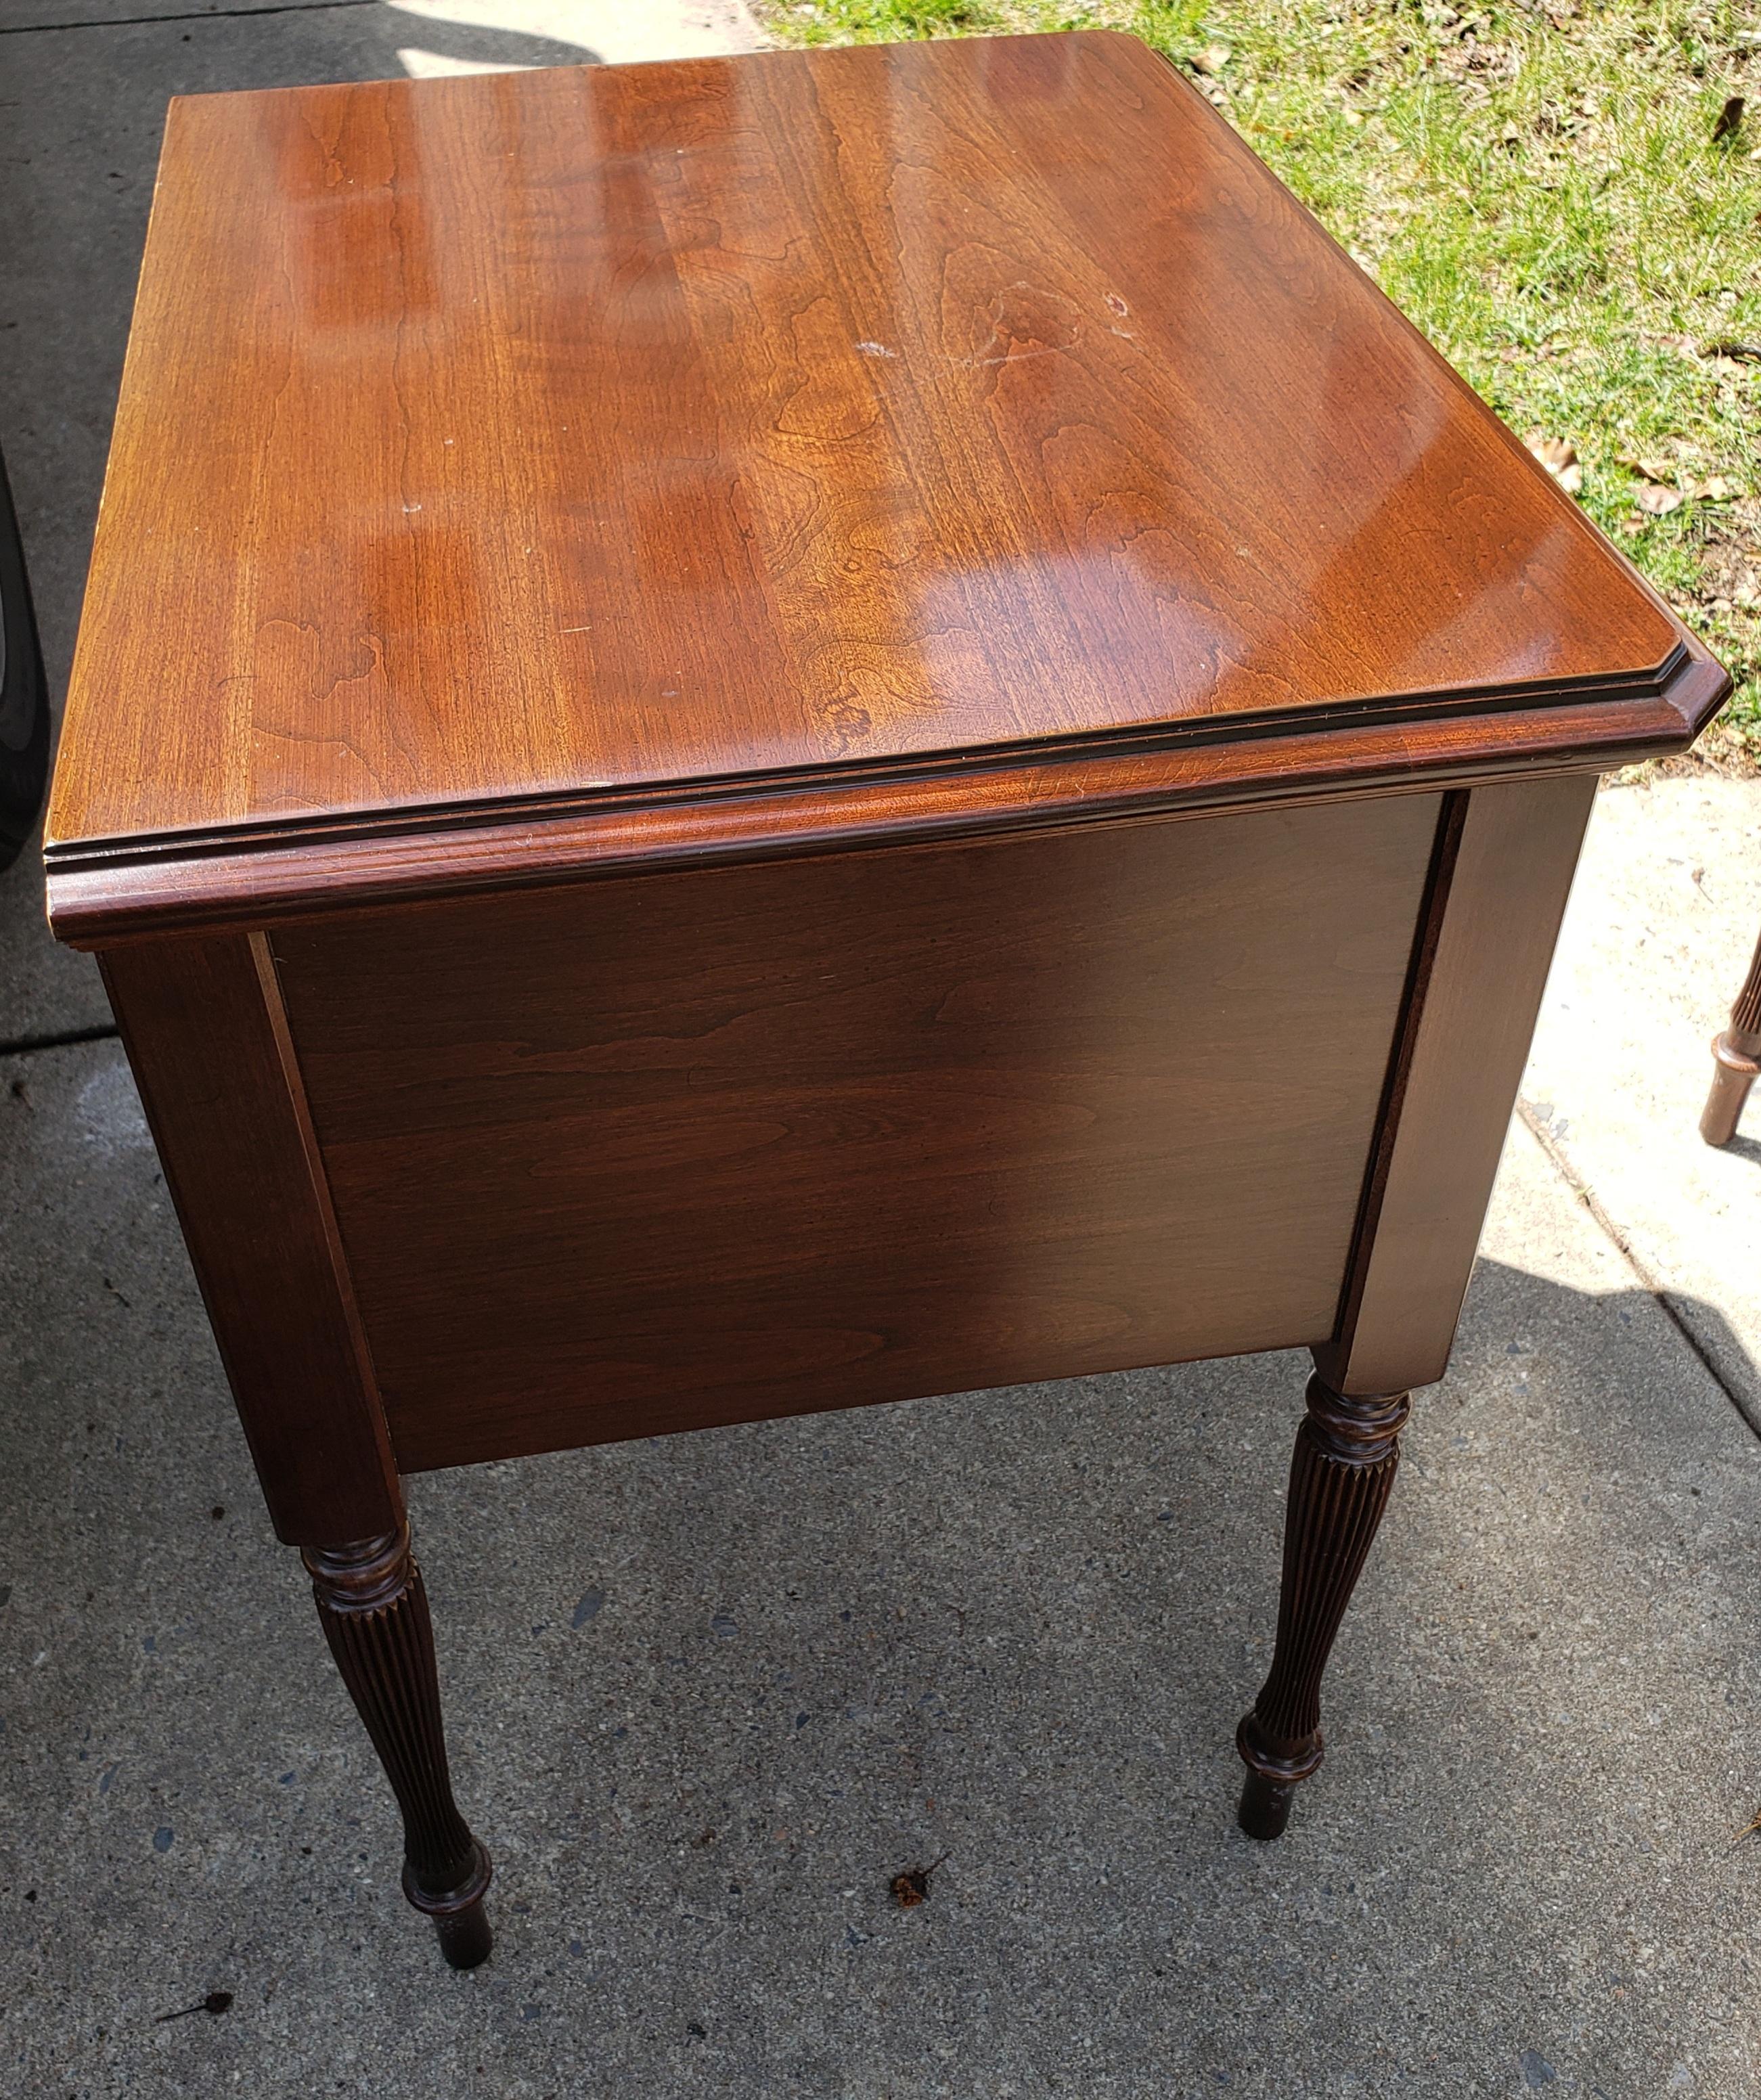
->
1701;537;1761;610
1661;501;1761;779
1649;721;1760;780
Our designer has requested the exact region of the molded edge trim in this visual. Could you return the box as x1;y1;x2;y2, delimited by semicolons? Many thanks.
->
45;645;1728;947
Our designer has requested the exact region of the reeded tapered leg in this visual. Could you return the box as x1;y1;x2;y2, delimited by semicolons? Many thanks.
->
1236;1375;1410;1839
304;1525;493;1968
1701;924;1761;1148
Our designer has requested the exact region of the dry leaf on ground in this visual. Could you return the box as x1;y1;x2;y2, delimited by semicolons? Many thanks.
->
1711;95;1745;144
1636;483;1685;516
1190;45;1231;76
1616;449;1679;485
1525;434;1582;494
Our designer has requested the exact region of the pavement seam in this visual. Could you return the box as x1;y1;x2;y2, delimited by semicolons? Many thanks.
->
0;1021;119;1056
0;0;373;36
1515;1090;1761;1442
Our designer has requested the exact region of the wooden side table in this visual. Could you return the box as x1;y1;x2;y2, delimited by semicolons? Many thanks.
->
45;33;1726;1968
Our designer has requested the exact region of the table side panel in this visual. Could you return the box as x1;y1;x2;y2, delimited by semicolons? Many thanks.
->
271;796;1442;1473
99;935;401;1543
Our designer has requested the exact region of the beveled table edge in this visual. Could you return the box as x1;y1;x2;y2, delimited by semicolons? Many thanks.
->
43;24;1731;945
44;641;1728;947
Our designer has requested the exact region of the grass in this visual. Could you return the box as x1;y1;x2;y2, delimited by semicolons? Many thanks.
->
756;0;1761;761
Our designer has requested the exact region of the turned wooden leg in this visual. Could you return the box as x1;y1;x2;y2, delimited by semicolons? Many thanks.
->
304;1525;493;1968
1236;1374;1410;1840
1701;924;1761;1148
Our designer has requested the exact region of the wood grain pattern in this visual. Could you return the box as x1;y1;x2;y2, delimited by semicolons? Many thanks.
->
1314;772;1599;1396
270;795;1440;1473
45;26;1737;1962
305;1525;493;1969
44;648;1724;947
1236;1372;1410;1839
48;30;1720;915
99;935;400;1544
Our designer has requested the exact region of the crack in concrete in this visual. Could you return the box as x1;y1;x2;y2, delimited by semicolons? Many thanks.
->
0;1022;120;1056
1517;1092;1761;1443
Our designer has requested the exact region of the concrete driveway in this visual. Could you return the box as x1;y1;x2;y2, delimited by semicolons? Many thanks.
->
3;6;1760;2095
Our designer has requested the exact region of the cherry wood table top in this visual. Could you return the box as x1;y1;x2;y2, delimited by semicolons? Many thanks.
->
45;31;1724;943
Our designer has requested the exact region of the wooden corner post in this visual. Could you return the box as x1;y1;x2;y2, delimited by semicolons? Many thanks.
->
99;933;493;1966
1239;774;1598;1837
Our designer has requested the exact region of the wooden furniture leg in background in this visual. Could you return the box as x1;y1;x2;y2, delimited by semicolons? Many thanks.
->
1238;774;1597;1838
305;1526;493;1969
1701;923;1761;1147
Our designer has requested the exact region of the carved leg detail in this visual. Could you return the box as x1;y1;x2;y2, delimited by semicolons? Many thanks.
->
1236;1375;1410;1840
1701;927;1761;1147
304;1526;493;1969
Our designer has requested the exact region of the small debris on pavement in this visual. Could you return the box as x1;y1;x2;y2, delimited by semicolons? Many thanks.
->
891;1853;949;1907
154;1992;233;2024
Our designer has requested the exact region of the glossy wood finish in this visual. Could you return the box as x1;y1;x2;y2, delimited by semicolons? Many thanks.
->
1238;1375;1410;1838
1700;922;1761;1146
1314;771;1598;1398
1226;772;1597;1839
271;795;1437;1473
42;659;1723;949
54;31;1735;1952
99;935;399;1544
306;1526;493;1969
44;33;1724;947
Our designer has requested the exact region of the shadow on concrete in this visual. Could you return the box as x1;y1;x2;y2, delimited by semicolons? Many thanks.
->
2;6;1760;2079
4;1035;1760;2093
380;15;603;72
1719;1131;1761;1172
1659;1264;1761;1442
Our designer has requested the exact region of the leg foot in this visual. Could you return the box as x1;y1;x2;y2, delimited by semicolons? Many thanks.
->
1236;1766;1297;1841
1235;1375;1409;1837
1701;928;1761;1148
1701;1033;1759;1148
407;1840;494;1969
430;1896;493;1971
305;1526;493;1968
